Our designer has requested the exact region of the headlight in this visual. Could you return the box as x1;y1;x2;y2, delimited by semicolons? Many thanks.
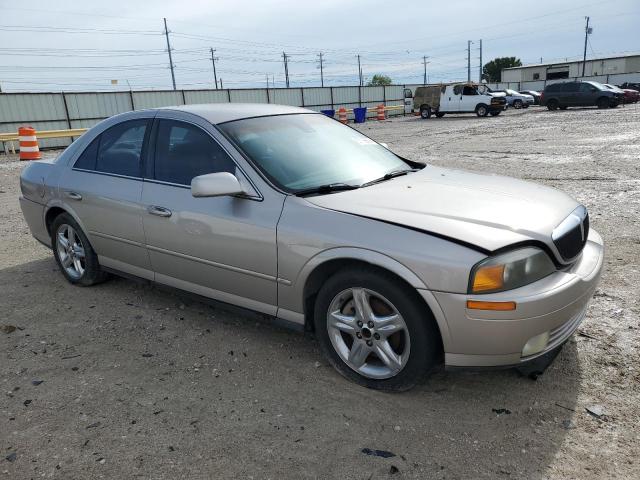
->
469;247;556;294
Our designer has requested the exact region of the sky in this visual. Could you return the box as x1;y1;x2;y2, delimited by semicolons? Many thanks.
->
0;0;638;92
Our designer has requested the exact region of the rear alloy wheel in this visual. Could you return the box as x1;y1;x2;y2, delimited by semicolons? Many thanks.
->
420;105;431;119
513;99;523;109
475;104;489;117
314;268;440;391
51;213;108;286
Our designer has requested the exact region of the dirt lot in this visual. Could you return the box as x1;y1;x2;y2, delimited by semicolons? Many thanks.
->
1;105;639;479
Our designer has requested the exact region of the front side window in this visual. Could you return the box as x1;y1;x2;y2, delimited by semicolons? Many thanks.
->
153;120;236;186
220;113;413;192
462;86;478;95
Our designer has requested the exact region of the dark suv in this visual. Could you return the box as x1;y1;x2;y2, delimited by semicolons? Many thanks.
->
541;81;621;110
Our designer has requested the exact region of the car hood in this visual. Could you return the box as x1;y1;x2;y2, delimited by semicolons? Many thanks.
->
305;166;579;253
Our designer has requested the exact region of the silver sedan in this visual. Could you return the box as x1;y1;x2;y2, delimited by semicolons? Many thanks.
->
19;104;604;391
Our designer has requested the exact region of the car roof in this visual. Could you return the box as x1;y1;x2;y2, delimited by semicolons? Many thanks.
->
158;103;315;125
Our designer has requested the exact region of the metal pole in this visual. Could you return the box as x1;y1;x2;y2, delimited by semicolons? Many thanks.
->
357;54;362;86
582;16;590;77
318;52;324;87
467;40;472;82
282;52;290;88
210;48;218;89
479;39;483;83
423;56;429;85
163;18;176;90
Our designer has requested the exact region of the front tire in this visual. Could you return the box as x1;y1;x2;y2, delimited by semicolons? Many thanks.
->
313;267;440;391
475;104;489;117
513;99;523;109
51;213;108;286
597;97;610;109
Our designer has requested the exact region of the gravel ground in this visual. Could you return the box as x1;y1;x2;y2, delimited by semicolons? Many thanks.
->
1;105;639;479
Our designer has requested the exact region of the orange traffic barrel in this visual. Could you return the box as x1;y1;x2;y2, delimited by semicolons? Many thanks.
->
338;107;347;124
18;126;41;161
376;104;386;120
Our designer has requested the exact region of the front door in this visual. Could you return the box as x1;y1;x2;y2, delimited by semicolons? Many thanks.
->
141;114;284;315
442;85;461;112
459;85;480;112
60;117;153;279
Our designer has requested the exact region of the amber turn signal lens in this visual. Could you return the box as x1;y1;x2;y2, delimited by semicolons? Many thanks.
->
471;264;505;292
466;300;516;311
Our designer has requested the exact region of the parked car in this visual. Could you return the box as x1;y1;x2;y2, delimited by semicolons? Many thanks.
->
541;81;621;110
519;90;541;105
19;104;604;391
490;89;535;109
413;83;507;118
601;83;637;104
619;82;640;92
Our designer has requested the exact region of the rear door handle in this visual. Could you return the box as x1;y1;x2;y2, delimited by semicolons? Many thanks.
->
65;191;82;201
147;205;172;218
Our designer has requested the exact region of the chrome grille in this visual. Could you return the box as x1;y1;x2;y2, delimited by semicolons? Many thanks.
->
552;206;589;261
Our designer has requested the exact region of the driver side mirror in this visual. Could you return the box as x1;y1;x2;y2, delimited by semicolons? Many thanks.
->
191;172;247;198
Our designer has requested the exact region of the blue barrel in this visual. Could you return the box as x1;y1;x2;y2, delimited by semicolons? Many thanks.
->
353;107;367;123
320;109;335;118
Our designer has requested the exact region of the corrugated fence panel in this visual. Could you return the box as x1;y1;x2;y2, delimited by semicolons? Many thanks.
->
184;90;230;104
65;92;132;120
132;91;184;109
332;87;360;106
521;81;545;91
302;88;332;106
609;72;640;83
270;88;303;106
361;86;383;103
70;118;106;130
229;89;268;103
385;85;404;101
0;93;66;123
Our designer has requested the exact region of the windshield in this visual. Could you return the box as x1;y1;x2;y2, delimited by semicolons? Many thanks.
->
219;113;413;192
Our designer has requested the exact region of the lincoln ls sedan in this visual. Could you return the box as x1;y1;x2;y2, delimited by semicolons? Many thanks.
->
19;104;604;391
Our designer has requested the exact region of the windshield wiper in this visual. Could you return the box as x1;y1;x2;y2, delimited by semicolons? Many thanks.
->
360;168;418;187
294;183;360;197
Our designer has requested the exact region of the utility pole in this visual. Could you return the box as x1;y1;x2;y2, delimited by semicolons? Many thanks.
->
422;56;429;85
478;39;483;83
210;48;218;89
582;16;591;77
266;74;269;89
357;54;362;86
163;18;176;90
467;40;473;82
282;52;290;88
318;52;324;87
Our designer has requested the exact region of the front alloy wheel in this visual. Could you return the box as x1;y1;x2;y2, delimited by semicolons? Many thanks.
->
327;288;410;379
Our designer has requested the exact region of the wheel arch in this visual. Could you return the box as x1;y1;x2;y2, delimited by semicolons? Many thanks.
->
299;249;447;353
44;201;88;238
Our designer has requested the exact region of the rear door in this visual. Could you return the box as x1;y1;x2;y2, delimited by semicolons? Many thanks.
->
560;82;578;106
60;115;154;279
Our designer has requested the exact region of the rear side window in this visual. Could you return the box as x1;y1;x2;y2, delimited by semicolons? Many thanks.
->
95;120;148;177
561;83;578;92
545;84;562;92
74;137;99;170
153;120;236;186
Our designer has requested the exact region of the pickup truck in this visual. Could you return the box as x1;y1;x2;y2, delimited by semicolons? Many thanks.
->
412;83;507;118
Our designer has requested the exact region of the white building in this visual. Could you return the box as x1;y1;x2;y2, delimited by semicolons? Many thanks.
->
502;54;640;83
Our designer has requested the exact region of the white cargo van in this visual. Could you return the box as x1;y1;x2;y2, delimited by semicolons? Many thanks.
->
410;83;507;118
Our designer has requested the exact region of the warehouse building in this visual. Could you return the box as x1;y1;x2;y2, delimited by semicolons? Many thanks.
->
501;53;640;82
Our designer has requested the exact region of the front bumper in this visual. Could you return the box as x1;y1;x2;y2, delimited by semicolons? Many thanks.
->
425;229;604;367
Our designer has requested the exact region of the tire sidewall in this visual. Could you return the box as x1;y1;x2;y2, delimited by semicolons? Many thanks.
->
51;213;104;286
476;104;488;117
313;268;440;391
420;106;431;119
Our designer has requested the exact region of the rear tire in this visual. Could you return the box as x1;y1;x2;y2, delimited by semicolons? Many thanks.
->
51;213;108;286
313;267;441;391
546;99;559;111
475;104;489;117
420;105;431;119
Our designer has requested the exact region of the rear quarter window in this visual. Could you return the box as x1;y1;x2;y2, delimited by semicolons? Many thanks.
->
544;84;562;93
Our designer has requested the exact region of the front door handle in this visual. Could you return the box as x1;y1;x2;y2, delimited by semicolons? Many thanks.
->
147;205;172;218
65;191;82;201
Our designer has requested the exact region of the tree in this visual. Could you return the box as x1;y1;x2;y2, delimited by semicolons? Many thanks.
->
482;57;522;82
367;74;392;86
